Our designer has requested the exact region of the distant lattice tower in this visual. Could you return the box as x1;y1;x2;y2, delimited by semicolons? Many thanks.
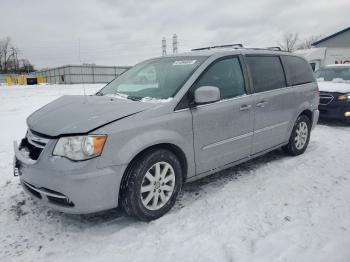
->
172;34;178;54
162;37;167;56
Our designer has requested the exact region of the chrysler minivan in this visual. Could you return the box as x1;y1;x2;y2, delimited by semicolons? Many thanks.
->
14;46;319;221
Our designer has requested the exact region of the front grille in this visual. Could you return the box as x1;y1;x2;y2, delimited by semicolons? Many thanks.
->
19;129;49;160
20;138;43;160
319;94;334;106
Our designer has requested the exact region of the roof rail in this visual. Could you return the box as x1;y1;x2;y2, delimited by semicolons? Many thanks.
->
265;46;282;51
243;46;287;52
191;44;243;51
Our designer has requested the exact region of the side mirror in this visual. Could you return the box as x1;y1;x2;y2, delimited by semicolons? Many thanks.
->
194;86;220;105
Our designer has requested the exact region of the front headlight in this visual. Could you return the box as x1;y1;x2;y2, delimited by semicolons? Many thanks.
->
53;135;107;161
338;93;350;102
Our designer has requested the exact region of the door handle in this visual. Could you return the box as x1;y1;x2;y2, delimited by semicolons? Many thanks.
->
256;101;267;108
239;105;252;111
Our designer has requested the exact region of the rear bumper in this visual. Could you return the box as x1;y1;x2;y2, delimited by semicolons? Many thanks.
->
312;109;319;129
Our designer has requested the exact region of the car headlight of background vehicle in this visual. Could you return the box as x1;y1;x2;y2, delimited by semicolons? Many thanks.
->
53;135;107;161
338;93;350;102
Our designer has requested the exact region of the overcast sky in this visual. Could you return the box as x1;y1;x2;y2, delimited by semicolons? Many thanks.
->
1;0;349;69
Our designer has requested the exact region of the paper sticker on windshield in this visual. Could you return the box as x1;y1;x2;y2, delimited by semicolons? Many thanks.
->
172;60;197;66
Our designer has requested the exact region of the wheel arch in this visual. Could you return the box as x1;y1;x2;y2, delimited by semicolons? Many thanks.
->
286;107;314;142
118;143;188;204
299;109;313;123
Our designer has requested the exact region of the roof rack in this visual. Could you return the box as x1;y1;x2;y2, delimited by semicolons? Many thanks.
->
191;44;243;51
242;47;285;52
191;44;287;53
265;46;282;51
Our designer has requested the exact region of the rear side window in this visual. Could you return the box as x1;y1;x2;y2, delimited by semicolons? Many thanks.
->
246;56;286;93
193;57;245;99
282;56;315;86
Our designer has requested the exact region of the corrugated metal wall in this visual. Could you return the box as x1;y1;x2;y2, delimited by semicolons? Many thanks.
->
33;65;130;84
0;74;6;85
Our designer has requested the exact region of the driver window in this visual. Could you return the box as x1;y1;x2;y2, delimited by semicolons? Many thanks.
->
193;57;245;99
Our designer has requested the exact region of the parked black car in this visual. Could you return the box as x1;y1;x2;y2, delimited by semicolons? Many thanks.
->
316;65;350;122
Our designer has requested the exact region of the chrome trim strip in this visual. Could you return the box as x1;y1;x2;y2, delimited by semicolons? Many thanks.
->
27;129;49;148
23;181;67;199
254;121;289;134
27;139;46;149
13;141;36;165
319;94;334;106
202;132;253;150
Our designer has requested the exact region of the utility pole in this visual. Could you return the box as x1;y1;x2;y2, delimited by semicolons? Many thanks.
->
162;37;167;56
172;34;178;54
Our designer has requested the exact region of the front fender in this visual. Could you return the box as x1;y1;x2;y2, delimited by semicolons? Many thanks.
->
96;111;195;178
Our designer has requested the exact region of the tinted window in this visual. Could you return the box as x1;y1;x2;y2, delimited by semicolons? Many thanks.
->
247;56;286;93
282;56;314;86
193;57;245;99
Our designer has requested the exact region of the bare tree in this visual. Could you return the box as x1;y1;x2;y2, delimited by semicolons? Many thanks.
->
0;37;34;73
0;37;12;73
297;35;323;49
278;33;299;52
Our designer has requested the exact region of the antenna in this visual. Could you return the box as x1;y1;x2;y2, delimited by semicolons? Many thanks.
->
162;37;167;56
172;34;178;54
78;38;87;101
78;38;81;62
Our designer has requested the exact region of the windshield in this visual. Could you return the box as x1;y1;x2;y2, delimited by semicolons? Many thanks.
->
97;56;207;100
315;67;350;83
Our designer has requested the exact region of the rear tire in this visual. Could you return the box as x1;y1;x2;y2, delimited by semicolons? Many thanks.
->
283;115;311;156
120;149;183;221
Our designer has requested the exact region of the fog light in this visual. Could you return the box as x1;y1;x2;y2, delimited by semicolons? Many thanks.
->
345;112;350;117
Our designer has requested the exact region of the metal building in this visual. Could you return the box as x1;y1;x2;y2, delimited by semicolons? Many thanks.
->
33;64;131;84
312;26;350;48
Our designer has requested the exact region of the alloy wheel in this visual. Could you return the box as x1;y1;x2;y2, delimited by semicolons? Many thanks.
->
294;121;308;150
140;161;176;211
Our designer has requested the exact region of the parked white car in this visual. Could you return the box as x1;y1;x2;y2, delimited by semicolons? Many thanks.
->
295;47;350;71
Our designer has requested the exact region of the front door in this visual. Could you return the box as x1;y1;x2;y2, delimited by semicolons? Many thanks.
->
191;56;254;174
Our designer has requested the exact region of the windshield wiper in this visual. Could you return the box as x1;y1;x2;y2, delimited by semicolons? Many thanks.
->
127;95;142;101
95;92;142;101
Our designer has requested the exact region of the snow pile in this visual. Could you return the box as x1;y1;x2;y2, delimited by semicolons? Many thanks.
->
104;93;173;103
318;81;350;93
140;97;173;103
0;84;350;262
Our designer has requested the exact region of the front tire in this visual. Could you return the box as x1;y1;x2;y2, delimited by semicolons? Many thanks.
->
121;149;183;221
283;115;311;156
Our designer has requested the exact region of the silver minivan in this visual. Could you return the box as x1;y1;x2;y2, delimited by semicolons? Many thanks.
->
14;47;319;221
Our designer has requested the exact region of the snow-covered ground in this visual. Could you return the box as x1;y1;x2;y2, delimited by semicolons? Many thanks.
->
0;84;350;262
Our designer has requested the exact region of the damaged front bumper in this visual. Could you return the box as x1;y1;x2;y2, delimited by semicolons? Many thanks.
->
13;136;127;214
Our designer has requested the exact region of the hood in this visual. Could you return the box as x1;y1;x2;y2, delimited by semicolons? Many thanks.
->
27;95;155;136
318;81;350;94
